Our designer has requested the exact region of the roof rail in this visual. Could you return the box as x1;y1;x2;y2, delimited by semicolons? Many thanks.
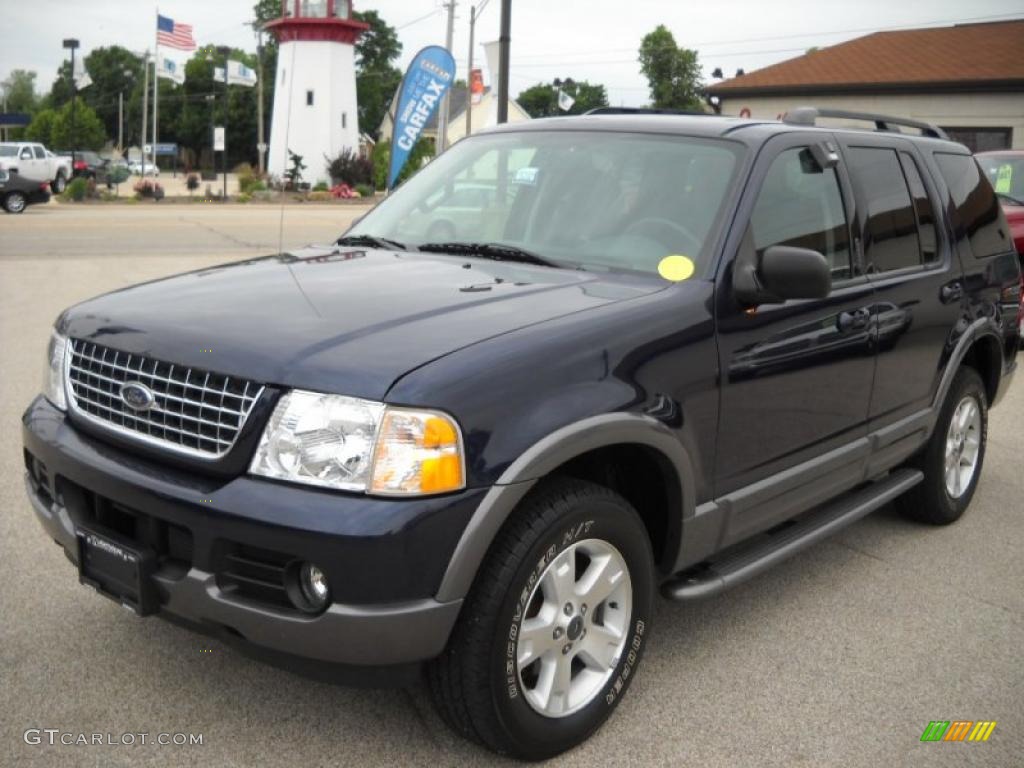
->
584;107;713;117
782;107;948;140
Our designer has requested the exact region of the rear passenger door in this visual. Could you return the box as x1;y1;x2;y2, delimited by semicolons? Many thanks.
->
836;135;963;425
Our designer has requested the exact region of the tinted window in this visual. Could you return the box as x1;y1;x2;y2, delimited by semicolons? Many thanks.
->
33;146;45;159
935;153;1011;259
751;147;851;280
847;147;919;273
897;152;938;263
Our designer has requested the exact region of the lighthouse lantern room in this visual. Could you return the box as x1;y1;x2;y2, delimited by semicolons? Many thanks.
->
265;0;368;185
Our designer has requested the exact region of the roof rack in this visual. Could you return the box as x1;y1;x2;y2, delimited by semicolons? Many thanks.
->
782;107;948;140
584;107;713;117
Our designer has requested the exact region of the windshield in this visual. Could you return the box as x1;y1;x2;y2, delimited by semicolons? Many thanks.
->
349;130;743;276
977;154;1024;204
0;146;18;157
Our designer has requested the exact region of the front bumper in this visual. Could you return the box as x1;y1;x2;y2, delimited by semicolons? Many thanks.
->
22;396;485;672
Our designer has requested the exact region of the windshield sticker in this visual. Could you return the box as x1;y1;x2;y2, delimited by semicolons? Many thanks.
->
657;255;695;282
994;164;1012;194
513;167;540;186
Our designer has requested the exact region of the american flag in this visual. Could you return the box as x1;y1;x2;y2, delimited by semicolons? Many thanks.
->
156;15;196;50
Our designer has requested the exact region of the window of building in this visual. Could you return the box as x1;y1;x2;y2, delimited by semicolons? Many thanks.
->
333;0;350;18
939;127;1012;153
897;152;938;263
751;147;852;280
299;0;327;18
306;90;314;106
846;146;919;273
341;112;347;129
935;152;1011;260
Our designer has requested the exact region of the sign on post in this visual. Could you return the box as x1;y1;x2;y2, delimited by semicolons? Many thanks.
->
213;127;225;152
154;143;177;156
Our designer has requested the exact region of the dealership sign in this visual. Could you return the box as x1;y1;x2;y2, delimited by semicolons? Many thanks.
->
388;46;456;190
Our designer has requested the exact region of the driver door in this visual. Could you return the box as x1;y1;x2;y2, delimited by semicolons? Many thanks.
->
713;133;876;545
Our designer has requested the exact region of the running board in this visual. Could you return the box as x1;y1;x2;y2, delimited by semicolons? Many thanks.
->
662;469;922;601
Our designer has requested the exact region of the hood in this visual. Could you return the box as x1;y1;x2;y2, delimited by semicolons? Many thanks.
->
60;246;665;400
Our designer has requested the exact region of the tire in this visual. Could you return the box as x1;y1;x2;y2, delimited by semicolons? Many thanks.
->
898;366;988;525
429;478;655;760
4;191;27;214
52;173;66;194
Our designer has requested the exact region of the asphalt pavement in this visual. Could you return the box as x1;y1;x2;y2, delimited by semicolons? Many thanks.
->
1;205;1021;767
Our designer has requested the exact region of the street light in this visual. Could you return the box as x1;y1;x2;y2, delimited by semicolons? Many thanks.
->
216;45;231;201
63;38;80;169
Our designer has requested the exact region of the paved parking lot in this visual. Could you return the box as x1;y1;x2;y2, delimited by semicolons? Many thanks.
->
1;206;1021;766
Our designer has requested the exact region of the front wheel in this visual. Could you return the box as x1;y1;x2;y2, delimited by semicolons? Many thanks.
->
898;366;988;524
429;478;654;760
4;191;27;213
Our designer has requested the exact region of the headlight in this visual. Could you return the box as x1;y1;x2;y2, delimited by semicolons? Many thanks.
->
43;331;69;411
249;390;465;496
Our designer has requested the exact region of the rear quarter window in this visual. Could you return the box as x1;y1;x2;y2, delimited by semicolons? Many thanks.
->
934;152;1012;259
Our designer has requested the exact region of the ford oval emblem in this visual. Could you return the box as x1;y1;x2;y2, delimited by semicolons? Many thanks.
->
120;381;156;411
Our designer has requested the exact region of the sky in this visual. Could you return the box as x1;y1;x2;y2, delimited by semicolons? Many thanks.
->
2;0;1023;107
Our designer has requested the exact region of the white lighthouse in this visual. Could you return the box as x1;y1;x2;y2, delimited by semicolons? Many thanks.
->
266;0;367;186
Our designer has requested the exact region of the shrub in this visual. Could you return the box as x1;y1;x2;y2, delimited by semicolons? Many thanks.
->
133;179;163;199
326;148;373;187
237;192;252;203
186;174;200;195
307;190;331;202
355;183;374;198
313;181;329;192
285;150;306;190
64;177;89;202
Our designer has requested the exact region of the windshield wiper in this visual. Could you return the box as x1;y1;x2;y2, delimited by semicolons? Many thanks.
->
336;234;409;251
418;241;560;268
996;191;1024;207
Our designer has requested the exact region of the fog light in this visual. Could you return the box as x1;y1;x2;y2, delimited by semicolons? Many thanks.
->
294;562;330;613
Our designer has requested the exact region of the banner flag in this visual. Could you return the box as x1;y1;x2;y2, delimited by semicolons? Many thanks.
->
73;57;92;89
227;60;257;87
387;46;456;190
156;53;185;84
557;89;575;112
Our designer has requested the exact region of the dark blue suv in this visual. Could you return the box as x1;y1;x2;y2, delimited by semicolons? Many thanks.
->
22;108;1020;759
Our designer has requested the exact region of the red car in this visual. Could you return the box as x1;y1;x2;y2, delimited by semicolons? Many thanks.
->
976;150;1024;341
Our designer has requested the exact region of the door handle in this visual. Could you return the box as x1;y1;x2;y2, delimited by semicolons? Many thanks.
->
941;282;963;303
837;308;871;332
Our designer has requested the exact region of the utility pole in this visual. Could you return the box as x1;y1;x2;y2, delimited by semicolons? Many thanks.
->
118;92;123;152
497;0;510;124
63;39;80;166
436;0;457;154
141;51;149;171
465;0;491;138
256;34;266;174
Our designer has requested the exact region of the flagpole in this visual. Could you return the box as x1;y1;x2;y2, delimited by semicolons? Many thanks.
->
141;49;149;173
152;6;159;177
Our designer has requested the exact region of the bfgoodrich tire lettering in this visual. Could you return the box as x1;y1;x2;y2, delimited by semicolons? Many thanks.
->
428;478;654;760
898;366;988;525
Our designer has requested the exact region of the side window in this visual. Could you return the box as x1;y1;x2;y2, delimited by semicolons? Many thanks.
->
751;147;851;280
934;153;1010;259
897;152;938;263
846;146;920;273
20;147;33;160
33;146;46;159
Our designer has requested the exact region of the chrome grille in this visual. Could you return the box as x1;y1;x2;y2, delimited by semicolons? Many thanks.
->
66;339;264;459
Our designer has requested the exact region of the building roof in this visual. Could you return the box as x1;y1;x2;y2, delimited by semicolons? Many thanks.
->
708;20;1024;96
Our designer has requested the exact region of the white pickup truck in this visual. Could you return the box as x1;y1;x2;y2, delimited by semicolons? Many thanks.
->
0;142;73;193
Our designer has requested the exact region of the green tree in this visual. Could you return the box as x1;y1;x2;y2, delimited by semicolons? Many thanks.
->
516;79;609;118
24;108;58;146
50;97;107;149
353;9;402;138
47;61;75;109
80;46;144;144
253;0;281;160
1;70;40;139
638;25;703;111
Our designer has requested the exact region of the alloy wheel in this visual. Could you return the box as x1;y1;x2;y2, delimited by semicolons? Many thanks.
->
944;395;982;499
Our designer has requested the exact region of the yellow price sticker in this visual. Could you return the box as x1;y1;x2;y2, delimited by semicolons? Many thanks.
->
657;255;696;282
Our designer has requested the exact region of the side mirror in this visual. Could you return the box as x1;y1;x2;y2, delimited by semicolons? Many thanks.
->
760;246;831;300
734;244;831;305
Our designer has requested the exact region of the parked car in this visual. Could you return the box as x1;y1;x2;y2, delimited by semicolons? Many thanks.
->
0;142;71;193
128;160;160;177
0;169;51;213
61;150;107;180
22;108;1021;760
976;150;1024;339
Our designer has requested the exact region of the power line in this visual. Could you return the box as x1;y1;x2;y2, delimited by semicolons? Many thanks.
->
397;9;442;30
